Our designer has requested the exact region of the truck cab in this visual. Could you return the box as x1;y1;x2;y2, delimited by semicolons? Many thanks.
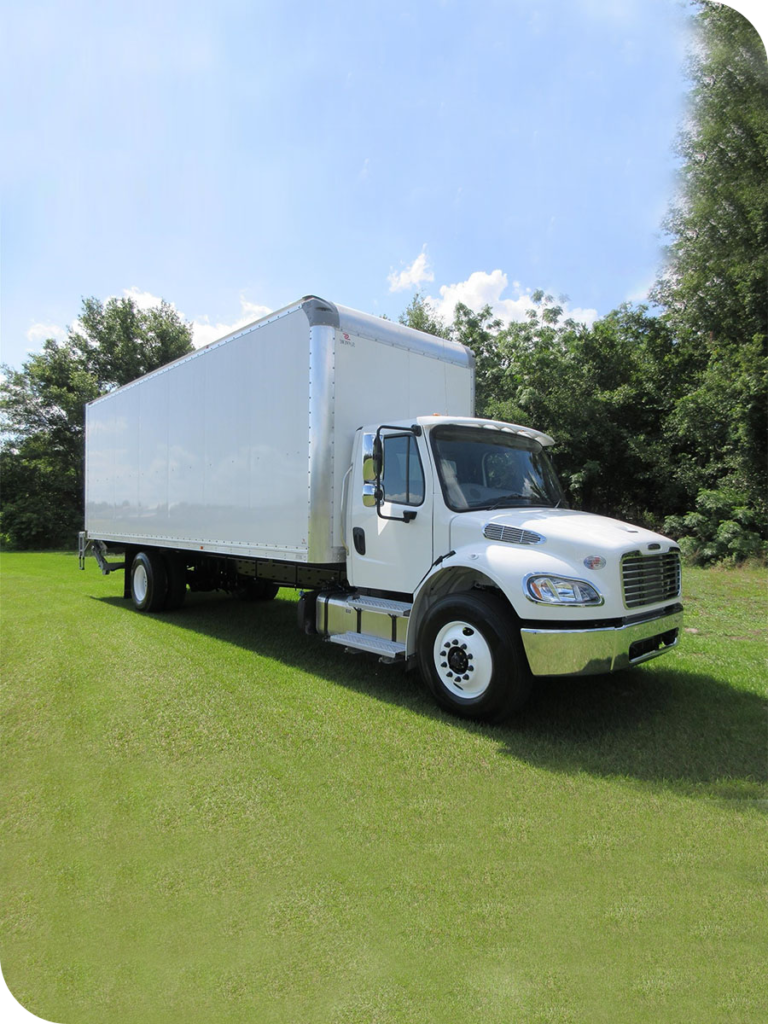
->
314;414;683;721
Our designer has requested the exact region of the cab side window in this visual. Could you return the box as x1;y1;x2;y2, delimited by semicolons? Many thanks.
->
381;435;424;506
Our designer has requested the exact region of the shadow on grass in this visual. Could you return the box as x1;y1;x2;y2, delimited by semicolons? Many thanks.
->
95;591;767;801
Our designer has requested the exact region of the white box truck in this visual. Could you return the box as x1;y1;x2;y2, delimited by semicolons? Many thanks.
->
80;295;683;721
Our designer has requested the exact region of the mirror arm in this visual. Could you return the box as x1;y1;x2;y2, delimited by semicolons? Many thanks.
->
373;424;421;524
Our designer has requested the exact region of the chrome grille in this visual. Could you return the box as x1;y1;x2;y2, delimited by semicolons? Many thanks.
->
621;551;681;609
484;523;543;545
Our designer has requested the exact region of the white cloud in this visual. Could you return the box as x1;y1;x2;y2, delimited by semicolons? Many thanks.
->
387;246;435;292
25;322;68;346
190;296;273;349
122;286;169;311
117;287;272;348
426;270;598;327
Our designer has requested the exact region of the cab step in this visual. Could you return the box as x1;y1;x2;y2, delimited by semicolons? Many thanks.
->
327;632;406;661
346;595;411;617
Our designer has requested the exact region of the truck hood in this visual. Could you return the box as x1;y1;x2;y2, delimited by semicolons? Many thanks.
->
450;507;676;561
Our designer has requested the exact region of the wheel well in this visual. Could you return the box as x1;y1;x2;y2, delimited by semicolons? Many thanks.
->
407;567;518;658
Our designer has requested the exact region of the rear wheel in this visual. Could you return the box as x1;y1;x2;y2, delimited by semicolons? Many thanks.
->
130;550;168;612
418;591;532;721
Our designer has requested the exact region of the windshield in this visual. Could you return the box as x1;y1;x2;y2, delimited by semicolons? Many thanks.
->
430;425;566;512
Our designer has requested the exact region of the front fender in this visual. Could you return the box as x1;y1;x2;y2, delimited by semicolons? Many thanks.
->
406;543;608;658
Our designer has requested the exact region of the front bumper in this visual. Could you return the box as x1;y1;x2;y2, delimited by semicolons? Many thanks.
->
520;607;683;677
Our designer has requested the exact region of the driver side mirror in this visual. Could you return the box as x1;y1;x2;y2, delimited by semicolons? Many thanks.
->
362;432;381;483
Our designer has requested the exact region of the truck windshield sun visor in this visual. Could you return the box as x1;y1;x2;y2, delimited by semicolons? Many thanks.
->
430;424;566;512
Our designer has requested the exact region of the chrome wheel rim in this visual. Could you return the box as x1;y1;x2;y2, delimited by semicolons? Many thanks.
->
433;620;493;699
133;563;148;604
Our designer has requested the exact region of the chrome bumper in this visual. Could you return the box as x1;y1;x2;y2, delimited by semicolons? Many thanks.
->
520;609;684;677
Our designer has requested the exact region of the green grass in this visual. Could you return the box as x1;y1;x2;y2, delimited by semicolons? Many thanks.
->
1;552;766;1024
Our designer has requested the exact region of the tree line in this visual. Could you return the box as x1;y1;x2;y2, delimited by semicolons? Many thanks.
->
1;1;766;563
0;299;195;549
398;284;765;564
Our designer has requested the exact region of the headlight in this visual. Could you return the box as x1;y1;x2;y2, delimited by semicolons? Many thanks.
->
525;574;603;606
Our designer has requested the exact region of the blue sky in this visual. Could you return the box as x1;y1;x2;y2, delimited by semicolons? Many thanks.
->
1;0;765;369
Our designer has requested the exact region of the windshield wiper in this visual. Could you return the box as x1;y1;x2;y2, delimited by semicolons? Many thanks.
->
483;494;564;511
485;493;530;510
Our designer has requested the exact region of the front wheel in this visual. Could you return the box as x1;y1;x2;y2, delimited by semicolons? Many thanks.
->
417;591;532;722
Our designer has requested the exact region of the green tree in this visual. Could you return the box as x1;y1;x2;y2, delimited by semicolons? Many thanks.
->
653;2;768;347
486;299;682;527
397;292;450;339
409;289;684;529
1;296;193;549
452;302;506;414
650;2;768;559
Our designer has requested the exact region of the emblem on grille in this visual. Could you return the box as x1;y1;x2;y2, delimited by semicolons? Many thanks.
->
583;555;606;570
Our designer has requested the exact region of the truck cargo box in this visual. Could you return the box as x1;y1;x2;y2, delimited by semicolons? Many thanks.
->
85;296;474;565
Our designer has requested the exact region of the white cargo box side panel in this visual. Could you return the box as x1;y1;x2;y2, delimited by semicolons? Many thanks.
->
85;309;313;559
330;317;473;552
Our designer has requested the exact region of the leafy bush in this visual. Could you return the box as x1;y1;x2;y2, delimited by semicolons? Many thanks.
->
664;487;767;566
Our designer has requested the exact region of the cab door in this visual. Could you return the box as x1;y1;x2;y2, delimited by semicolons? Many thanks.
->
347;429;434;594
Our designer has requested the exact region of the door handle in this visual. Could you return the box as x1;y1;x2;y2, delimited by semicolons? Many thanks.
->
353;527;366;556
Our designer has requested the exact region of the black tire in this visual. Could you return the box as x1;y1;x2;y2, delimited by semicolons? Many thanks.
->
297;591;318;634
417;590;532;722
236;578;279;601
130;550;168;612
163;552;187;611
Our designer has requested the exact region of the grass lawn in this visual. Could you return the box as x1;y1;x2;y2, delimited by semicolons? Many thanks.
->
1;551;766;1023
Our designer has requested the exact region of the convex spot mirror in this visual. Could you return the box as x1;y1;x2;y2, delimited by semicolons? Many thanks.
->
362;483;381;508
